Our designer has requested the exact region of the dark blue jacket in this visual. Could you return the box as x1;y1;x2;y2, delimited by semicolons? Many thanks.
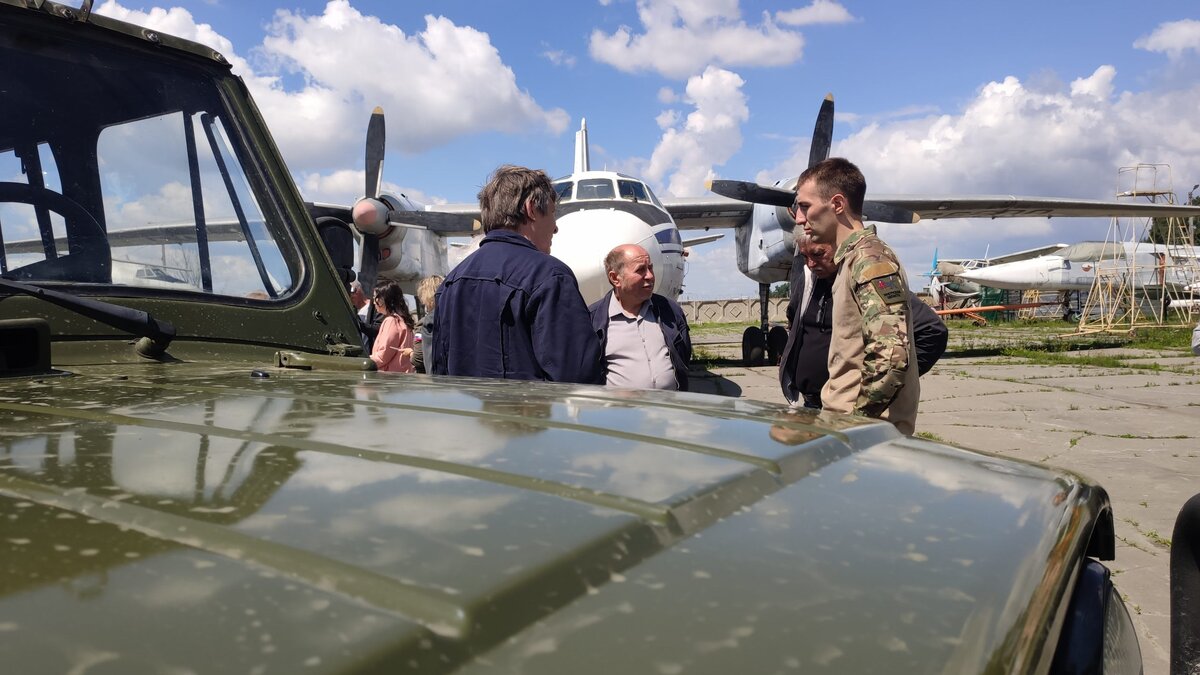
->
431;229;602;383
588;290;692;391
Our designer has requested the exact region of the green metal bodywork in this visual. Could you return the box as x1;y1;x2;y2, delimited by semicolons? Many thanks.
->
0;2;1116;673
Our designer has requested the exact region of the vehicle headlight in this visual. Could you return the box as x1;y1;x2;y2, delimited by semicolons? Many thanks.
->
1101;583;1141;674
1050;559;1142;674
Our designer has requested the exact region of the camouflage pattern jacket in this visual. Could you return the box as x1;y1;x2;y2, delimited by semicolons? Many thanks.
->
820;226;920;435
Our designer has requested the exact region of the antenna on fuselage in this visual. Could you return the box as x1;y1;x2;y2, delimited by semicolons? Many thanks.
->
574;118;590;173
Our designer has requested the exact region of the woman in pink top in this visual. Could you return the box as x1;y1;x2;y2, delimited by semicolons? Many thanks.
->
369;280;416;373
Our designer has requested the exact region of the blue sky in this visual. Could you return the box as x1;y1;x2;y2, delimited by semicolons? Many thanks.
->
95;0;1200;299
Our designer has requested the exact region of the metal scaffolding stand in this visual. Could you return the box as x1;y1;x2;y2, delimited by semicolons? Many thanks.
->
1076;164;1199;334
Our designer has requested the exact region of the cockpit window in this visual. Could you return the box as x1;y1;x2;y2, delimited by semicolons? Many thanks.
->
553;181;573;201
1;28;300;299
575;178;615;200
618;180;649;202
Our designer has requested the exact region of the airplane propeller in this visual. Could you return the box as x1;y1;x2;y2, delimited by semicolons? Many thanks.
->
351;107;480;297
706;94;918;225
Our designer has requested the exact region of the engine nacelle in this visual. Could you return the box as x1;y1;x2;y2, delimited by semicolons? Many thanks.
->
735;177;798;284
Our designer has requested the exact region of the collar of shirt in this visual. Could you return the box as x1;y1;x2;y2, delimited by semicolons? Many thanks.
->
608;293;651;321
480;228;539;251
833;224;877;266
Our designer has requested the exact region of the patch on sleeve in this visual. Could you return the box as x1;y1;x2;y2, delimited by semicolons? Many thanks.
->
855;260;899;283
870;274;907;305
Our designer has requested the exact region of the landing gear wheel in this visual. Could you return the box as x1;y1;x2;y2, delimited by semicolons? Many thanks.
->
766;325;788;365
742;326;766;366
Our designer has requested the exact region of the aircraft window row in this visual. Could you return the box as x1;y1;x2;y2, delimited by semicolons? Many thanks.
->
551;178;665;208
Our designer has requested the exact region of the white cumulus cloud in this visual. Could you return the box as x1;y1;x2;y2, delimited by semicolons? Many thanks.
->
758;65;1200;276
1134;19;1200;60
96;1;568;175
776;0;857;26
645;66;749;197
589;0;806;78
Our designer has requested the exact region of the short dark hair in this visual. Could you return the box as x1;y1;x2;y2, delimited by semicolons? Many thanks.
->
478;165;557;233
797;157;865;217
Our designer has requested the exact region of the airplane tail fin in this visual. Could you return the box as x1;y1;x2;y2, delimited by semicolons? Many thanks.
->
574;119;590;174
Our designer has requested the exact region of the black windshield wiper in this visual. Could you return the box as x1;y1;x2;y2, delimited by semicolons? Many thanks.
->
0;277;175;358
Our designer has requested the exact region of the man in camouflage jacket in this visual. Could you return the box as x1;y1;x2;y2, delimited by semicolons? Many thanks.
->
789;158;919;435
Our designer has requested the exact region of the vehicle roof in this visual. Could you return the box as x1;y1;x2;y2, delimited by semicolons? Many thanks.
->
0;0;232;65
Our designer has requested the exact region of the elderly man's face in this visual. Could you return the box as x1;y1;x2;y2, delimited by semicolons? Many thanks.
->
799;239;837;279
350;285;366;307
610;247;655;306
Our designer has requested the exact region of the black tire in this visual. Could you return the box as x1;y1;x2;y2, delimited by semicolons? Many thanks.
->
766;325;788;365
742;326;765;366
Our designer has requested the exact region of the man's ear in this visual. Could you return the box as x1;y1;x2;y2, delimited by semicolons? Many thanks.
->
523;198;541;222
831;193;847;215
607;269;620;288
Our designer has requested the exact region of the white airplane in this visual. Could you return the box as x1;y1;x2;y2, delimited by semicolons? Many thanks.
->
349;112;722;305
957;240;1200;291
928;243;1069;305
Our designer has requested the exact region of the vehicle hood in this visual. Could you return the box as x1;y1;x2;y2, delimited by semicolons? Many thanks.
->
0;362;1107;673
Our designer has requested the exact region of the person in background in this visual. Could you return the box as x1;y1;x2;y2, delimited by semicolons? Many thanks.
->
791;157;919;435
588;244;691;390
432;165;601;383
412;275;443;374
780;233;947;408
370;280;415;373
1192;318;1200;356
349;280;369;320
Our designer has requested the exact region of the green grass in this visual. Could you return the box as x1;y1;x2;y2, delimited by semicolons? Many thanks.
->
1129;326;1192;351
999;347;1165;371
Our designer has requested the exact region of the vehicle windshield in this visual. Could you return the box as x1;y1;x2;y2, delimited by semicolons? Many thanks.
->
0;22;299;299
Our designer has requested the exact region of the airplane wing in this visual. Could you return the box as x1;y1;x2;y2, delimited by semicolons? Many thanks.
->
864;195;1200;220
939;243;1070;267
660;196;754;230
706;180;1200;220
5;220;247;254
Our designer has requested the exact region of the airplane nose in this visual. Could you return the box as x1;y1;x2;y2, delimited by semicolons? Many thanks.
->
958;257;1058;291
553;210;656;305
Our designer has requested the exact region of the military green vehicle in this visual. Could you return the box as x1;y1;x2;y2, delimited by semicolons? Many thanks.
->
3;2;1199;673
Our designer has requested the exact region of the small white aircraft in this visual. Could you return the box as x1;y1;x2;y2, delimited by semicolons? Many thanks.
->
956;240;1200;291
928;243;1070;306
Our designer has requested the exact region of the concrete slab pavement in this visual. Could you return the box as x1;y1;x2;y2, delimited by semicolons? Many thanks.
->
691;347;1200;675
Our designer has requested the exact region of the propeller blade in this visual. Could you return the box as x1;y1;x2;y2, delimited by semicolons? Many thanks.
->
808;93;834;168
365;106;385;200
388;210;481;236
359;107;386;297
359;234;380;298
863;201;920;224
707;179;793;207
